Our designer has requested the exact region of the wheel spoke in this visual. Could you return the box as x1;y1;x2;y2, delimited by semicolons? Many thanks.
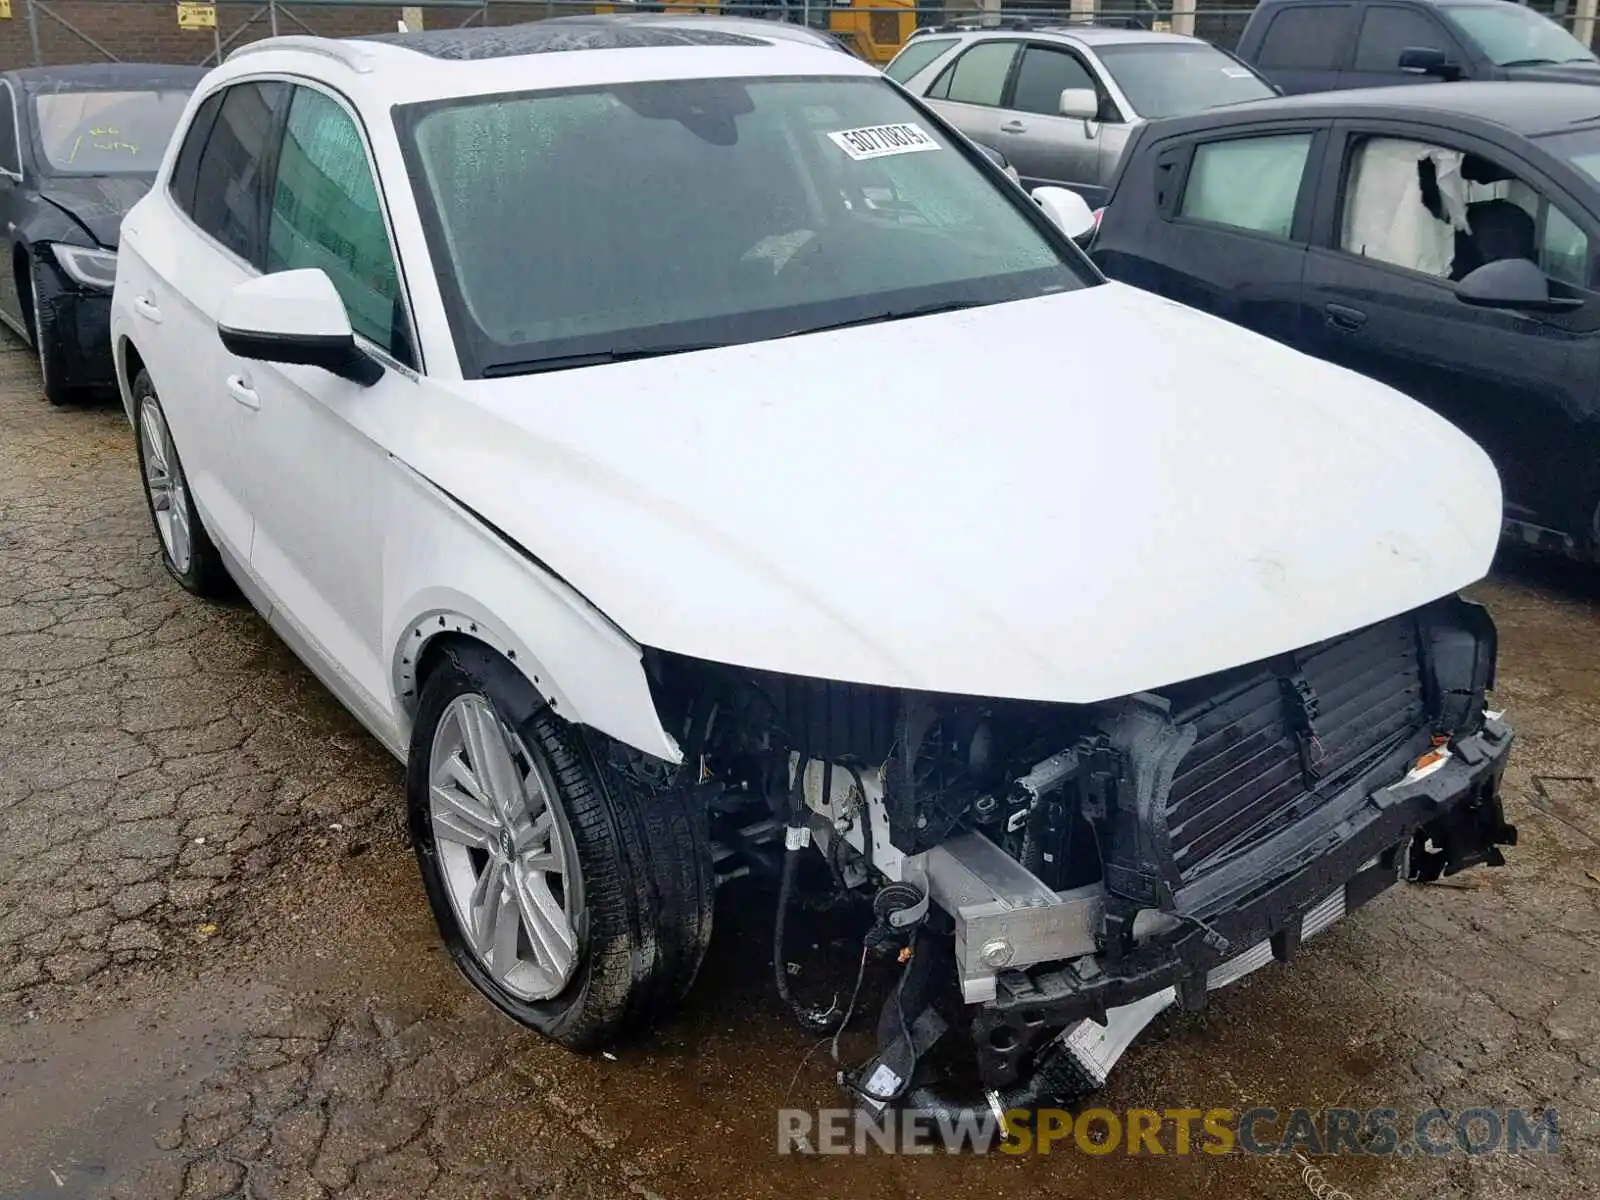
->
468;857;507;959
168;498;192;568
457;700;518;812
438;749;492;810
513;866;576;977
430;782;501;851
140;409;168;475
511;809;553;857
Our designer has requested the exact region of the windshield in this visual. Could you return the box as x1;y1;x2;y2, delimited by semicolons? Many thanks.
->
1440;4;1596;66
395;75;1088;378
30;89;192;175
1094;43;1275;119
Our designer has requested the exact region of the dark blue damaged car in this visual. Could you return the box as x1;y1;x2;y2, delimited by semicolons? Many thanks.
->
0;63;204;406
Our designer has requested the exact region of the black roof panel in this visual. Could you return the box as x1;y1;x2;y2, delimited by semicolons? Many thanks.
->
355;21;769;61
1166;81;1600;137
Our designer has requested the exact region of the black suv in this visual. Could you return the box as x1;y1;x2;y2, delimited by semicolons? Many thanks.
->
1236;0;1600;94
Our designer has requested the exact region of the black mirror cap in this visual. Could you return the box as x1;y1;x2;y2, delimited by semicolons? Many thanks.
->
1456;257;1585;313
972;140;1010;170
1398;46;1460;78
218;324;385;387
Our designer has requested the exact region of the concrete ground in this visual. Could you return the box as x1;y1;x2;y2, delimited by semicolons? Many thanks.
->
1;328;1597;1200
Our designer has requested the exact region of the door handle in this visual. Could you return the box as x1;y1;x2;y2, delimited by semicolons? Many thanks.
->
132;295;162;324
1324;302;1367;332
226;374;260;411
1000;119;1026;134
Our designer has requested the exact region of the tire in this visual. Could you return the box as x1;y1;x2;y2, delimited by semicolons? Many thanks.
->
407;640;714;1049
29;255;83;408
131;369;230;598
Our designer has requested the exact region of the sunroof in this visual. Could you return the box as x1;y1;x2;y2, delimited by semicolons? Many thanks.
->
355;23;768;61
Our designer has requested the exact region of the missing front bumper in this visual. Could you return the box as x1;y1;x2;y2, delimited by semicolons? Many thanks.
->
970;714;1514;1091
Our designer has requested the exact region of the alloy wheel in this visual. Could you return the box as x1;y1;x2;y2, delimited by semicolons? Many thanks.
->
428;693;583;1001
137;397;193;574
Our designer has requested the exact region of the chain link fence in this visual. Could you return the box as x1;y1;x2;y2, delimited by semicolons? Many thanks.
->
1;0;1593;71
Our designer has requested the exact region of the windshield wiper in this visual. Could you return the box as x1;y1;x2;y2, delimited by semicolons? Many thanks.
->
1500;57;1561;67
481;342;731;378
781;299;988;339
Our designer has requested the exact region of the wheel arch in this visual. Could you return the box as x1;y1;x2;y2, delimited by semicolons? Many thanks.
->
389;592;682;768
116;336;146;423
12;241;31;334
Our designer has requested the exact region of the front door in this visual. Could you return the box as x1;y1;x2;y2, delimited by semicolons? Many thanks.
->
995;42;1108;201
1299;121;1600;540
0;80;26;335
231;82;421;709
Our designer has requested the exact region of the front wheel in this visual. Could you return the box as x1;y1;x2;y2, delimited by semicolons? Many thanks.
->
30;256;82;408
407;641;714;1049
132;370;230;597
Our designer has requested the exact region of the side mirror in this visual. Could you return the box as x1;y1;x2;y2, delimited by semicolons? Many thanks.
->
217;269;383;387
1058;87;1099;120
1456;258;1584;314
972;139;1023;184
1398;46;1460;79
1032;185;1097;242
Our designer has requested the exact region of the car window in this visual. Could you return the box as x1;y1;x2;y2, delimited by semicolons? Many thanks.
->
934;42;1020;107
1095;42;1277;119
1010;46;1097;117
885;37;958;84
1256;5;1355;70
1353;7;1455;71
0;84;18;175
1440;2;1596;67
1178;132;1313;238
267;87;410;365
396;75;1089;379
168;90;223;219
1338;134;1588;287
187;80;290;265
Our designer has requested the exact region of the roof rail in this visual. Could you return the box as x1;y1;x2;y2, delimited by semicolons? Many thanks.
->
227;34;374;73
914;14;1155;36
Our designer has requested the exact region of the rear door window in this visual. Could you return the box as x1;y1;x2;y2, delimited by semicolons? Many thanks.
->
1353;6;1459;71
1257;5;1356;70
186;80;290;265
931;41;1020;106
1179;132;1315;238
1009;45;1099;117
885;37;958;85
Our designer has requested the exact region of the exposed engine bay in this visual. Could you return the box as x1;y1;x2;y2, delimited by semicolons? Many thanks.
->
640;594;1516;1115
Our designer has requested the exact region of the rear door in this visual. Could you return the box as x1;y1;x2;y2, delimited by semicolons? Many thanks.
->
1347;4;1472;88
1250;3;1359;93
1094;120;1329;349
993;41;1109;200
920;39;1020;151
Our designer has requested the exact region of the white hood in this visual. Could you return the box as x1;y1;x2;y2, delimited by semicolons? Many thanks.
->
399;282;1501;705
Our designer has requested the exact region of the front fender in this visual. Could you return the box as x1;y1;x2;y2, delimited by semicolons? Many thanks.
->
383;465;681;764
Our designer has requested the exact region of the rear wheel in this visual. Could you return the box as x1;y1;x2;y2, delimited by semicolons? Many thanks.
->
408;641;714;1048
132;370;230;598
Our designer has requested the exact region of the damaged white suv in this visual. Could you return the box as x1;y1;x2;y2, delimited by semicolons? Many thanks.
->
110;21;1516;1112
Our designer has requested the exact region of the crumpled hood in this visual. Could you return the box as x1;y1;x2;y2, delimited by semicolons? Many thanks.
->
37;175;152;249
407;282;1501;705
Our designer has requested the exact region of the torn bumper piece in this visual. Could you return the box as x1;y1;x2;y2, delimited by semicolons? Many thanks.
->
976;714;1514;1092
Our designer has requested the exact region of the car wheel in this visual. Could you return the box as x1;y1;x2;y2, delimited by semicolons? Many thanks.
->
408;640;714;1049
29;256;82;408
132;370;230;597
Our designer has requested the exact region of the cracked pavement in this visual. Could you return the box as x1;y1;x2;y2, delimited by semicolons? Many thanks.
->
1;328;1598;1200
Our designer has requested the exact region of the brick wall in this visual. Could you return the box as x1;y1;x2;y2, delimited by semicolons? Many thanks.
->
0;1;603;72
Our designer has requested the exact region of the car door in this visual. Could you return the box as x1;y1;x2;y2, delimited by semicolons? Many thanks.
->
1096;121;1327;349
231;81;423;709
119;79;290;569
1250;3;1359;93
993;41;1111;201
1348;4;1473;87
1299;120;1600;538
920;39;1020;152
0;78;25;334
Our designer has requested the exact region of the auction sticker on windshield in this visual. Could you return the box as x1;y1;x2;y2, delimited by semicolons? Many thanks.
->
828;123;941;161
